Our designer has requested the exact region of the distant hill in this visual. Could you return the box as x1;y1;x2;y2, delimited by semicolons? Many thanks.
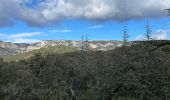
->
3;46;78;62
0;47;18;56
3;40;170;62
0;40;123;57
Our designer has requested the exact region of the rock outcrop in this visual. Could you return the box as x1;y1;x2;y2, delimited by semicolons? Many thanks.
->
0;40;123;56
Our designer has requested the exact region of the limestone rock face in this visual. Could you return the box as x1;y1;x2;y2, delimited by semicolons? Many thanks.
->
0;40;123;56
27;40;123;51
0;42;19;49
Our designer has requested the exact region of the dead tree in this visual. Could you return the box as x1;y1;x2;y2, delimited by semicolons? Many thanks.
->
67;35;90;100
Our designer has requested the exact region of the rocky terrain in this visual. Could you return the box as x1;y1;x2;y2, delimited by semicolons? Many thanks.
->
0;40;123;56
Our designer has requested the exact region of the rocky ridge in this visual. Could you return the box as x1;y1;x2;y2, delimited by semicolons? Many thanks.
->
0;40;123;56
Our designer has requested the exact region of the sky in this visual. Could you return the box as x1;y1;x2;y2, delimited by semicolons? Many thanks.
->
0;0;170;43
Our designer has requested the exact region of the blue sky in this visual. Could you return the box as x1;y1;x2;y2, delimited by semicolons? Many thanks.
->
0;0;170;43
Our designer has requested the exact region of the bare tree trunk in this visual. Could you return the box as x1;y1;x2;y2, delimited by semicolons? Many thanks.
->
68;79;78;100
69;86;78;100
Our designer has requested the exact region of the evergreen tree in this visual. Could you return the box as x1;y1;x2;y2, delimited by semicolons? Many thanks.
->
122;23;129;46
81;34;89;51
145;21;152;41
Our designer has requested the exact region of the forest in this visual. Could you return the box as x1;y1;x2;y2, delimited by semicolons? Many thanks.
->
1;40;170;100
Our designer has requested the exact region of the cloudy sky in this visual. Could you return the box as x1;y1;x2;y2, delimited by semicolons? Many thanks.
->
0;0;170;43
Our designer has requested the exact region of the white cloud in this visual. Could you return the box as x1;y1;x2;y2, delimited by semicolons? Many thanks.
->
9;32;43;38
135;34;145;41
11;38;40;43
0;33;7;37
0;33;7;41
152;29;169;40
0;32;44;43
49;29;72;33
0;0;170;27
135;29;169;41
89;25;104;30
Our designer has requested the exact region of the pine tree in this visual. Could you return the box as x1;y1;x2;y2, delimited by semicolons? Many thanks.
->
81;34;89;51
122;23;129;46
145;21;152;41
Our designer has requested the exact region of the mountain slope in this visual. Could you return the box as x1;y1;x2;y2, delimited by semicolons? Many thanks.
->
0;47;18;56
3;46;77;62
3;40;170;62
1;40;170;100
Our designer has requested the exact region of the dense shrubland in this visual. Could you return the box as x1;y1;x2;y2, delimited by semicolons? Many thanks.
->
0;41;170;100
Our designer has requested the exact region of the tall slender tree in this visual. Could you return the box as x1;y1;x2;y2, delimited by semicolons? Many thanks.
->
122;23;129;46
145;21;152;41
80;34;89;68
81;34;89;51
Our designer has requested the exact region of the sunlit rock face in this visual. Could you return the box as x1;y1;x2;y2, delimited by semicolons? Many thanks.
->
27;40;123;51
0;40;123;56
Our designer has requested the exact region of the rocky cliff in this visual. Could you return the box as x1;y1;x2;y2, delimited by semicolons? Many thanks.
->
0;40;123;56
27;40;123;51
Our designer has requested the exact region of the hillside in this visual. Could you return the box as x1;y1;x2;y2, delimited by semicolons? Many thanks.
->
0;47;18;56
3;46;78;62
3;40;170;62
0;40;170;100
